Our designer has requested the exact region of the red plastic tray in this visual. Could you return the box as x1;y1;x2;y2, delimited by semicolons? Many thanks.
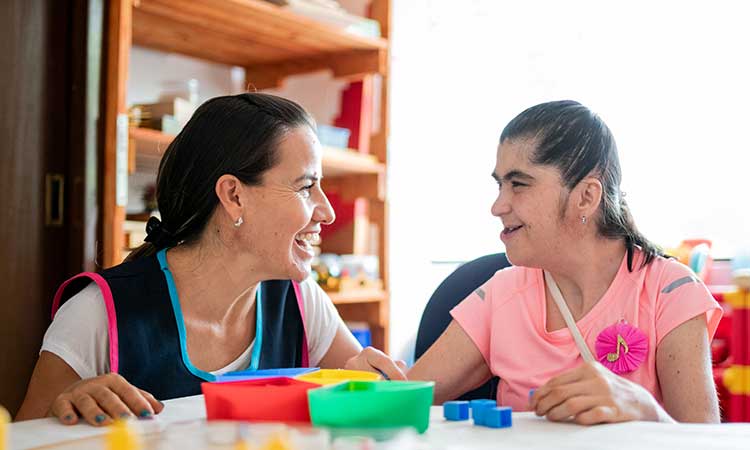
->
202;377;319;423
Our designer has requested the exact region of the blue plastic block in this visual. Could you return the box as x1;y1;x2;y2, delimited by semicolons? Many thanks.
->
529;389;536;401
470;399;496;426
484;406;512;428
214;367;319;382
443;401;470;421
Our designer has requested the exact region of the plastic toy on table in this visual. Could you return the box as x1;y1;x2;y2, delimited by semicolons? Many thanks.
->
307;381;434;433
106;420;140;450
215;367;319;382
469;399;496;426
295;369;382;386
483;407;512;429
1;406;9;450
202;378;320;423
442;401;469;421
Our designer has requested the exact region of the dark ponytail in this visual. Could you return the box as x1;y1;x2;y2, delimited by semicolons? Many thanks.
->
126;93;315;262
500;100;661;271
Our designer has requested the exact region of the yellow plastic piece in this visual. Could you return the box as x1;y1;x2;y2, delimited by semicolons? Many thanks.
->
105;420;141;450
0;406;9;450
723;365;750;395
295;369;381;385
234;440;257;450
262;434;294;450
723;290;750;309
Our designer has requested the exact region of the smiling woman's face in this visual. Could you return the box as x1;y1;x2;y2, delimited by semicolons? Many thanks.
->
491;139;577;268
237;125;336;281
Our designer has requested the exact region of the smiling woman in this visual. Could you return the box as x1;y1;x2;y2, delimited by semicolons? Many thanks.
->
15;93;406;426
408;100;723;425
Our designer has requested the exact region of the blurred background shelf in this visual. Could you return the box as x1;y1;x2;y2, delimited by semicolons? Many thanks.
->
129;126;385;177
132;0;387;89
327;289;387;305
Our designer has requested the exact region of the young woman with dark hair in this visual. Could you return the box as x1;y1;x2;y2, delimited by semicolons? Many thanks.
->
409;100;722;424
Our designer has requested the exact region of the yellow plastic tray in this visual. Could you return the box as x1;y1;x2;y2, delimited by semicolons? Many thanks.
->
295;369;381;385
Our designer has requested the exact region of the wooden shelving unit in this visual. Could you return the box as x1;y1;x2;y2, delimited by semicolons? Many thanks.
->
326;289;387;305
101;0;391;350
132;0;387;89
129;127;386;177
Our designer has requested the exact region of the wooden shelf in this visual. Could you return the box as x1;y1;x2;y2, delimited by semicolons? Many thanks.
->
327;289;387;305
320;146;384;177
129;127;384;177
102;0;392;351
132;0;388;88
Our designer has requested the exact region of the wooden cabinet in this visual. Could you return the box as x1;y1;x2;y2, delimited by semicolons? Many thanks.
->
101;0;391;350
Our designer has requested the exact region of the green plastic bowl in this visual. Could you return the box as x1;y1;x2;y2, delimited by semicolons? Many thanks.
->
307;381;435;433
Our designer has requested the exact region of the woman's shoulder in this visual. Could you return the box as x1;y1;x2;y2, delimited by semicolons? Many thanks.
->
56;282;106;315
632;251;709;301
638;252;700;285
482;265;540;305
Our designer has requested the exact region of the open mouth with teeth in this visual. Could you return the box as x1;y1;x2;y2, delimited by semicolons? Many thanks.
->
501;225;523;237
294;232;320;254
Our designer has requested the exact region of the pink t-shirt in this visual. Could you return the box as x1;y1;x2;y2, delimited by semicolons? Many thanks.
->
450;250;722;410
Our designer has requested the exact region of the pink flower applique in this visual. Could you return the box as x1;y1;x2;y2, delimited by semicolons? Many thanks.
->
595;321;648;375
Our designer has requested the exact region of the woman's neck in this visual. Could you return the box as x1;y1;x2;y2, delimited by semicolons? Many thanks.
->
165;240;261;326
545;237;627;318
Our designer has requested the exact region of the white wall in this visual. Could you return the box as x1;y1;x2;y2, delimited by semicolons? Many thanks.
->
387;0;750;360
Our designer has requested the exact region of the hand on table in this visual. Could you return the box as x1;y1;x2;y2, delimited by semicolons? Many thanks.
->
530;362;662;425
50;373;164;426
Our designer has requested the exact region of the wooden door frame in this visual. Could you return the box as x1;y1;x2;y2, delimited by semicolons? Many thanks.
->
0;0;100;415
99;0;131;268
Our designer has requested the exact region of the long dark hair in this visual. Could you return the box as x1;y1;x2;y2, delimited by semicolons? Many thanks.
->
499;100;661;271
126;93;315;261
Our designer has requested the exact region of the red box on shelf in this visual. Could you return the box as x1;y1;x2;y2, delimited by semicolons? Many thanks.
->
201;377;319;423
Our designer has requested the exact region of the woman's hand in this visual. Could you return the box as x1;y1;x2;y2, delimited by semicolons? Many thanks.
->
344;346;408;381
49;373;164;426
530;361;671;425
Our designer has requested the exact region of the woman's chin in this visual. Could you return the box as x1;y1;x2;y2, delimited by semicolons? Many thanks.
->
287;261;311;282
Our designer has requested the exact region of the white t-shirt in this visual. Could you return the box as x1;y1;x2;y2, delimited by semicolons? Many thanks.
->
41;278;344;379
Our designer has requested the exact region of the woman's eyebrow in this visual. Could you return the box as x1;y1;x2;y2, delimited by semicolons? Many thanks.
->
293;173;320;183
491;170;535;182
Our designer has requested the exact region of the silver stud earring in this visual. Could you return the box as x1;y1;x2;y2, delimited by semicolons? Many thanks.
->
581;215;587;224
234;216;244;228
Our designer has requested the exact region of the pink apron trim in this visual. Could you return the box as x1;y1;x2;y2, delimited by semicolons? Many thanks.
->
291;281;310;368
51;273;119;373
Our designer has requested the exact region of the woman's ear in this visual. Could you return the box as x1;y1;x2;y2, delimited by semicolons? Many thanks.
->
215;175;245;220
575;176;603;217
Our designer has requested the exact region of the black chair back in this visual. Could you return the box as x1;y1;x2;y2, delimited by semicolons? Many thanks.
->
414;253;511;400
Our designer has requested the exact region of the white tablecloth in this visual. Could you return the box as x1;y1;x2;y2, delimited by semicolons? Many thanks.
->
8;395;750;449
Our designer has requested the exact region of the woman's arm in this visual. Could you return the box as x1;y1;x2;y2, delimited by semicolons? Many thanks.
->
531;314;719;424
16;351;81;420
408;321;492;404
16;351;163;425
321;321;409;380
317;321;363;369
656;314;720;423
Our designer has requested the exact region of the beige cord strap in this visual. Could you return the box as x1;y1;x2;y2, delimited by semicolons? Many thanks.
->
543;271;596;363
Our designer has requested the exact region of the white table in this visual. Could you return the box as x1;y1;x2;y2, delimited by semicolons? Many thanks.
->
8;395;750;449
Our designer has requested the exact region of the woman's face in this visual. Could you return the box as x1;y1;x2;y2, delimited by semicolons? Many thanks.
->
491;139;579;268
240;126;335;281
